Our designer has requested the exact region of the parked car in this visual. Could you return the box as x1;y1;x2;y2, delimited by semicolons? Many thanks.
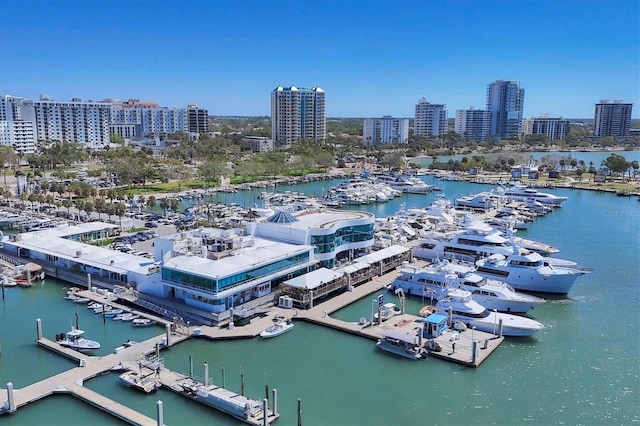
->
144;221;158;228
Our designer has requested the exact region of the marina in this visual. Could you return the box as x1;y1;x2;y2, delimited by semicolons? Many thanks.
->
0;168;638;424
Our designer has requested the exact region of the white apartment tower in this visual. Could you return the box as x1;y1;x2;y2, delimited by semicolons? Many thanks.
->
414;97;448;138
363;116;409;144
110;99;187;139
522;115;570;140
0;95;38;153
25;95;112;149
454;108;492;142
593;100;633;138
271;86;326;149
486;80;525;140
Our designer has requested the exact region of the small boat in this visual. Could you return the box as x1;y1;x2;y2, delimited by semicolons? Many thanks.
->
132;318;156;327
118;313;139;322
373;303;402;322
64;294;80;301
103;309;124;318
119;370;160;393
93;305;112;314
260;317;294;338
73;297;91;304
56;328;101;352
376;329;425;360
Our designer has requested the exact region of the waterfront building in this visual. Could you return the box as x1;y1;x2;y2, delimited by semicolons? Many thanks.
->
247;208;375;269
0;95;38;153
414;98;448;138
242;136;275;152
109;99;187;139
486;80;525;140
522;115;570;140
593;100;633;138
363;116;409;144
24;95;112;149
271;86;326;149
454;107;492;142
187;104;209;133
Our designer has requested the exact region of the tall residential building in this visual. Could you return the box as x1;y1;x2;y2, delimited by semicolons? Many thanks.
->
0;95;38;153
110;99;187;139
187;104;209;133
593;100;633;138
522;115;570;140
414;97;448;138
363;116;409;144
486;80;525;140
24;95;112;149
271;86;326;149
454;107;492;142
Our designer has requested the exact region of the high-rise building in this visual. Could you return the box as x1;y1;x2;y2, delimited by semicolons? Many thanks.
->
0;95;39;153
593;100;633;138
454;107;492;142
187;104;209;134
522;115;570;140
414;97;447;138
110;99;187;139
271;86;326;149
486;80;525;140
363;116;409;144
24;95;112;149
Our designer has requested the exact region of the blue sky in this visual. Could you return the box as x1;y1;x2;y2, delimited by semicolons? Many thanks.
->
1;0;638;118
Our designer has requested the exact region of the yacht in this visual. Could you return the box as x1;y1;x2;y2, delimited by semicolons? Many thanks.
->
455;192;502;210
391;261;544;313
376;329;426;360
412;222;560;262
435;288;544;337
474;252;589;294
56;328;101;351
497;183;568;206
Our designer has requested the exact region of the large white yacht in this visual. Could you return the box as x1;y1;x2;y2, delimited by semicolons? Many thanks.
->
391;261;544;313
412;222;560;262
435;288;544;337
474;252;589;294
497;183;568;206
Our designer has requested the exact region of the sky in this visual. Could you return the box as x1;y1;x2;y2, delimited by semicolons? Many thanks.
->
1;0;638;119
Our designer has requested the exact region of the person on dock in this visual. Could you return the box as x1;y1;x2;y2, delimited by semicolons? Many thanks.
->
155;365;161;378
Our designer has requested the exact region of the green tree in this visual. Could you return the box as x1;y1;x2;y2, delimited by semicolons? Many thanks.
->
601;153;629;175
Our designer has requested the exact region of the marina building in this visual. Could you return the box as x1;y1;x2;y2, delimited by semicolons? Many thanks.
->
363;116;409;144
486;80;525;140
522;115;570;140
414;98;448;138
454;107;492;142
593;100;633;138
271;86;326;149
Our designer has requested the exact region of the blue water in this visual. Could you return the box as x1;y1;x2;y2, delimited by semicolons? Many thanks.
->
1;161;639;424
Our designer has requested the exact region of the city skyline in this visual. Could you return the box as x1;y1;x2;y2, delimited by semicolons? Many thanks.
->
1;0;638;119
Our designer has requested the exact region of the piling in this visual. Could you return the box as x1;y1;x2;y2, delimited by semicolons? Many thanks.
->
472;341;477;364
203;362;209;386
262;399;268;426
27;269;31;286
86;273;91;289
165;323;172;346
498;319;503;337
189;355;193;379
221;367;226;388
297;398;302;426
6;382;16;413
272;388;278;416
36;318;42;340
228;308;234;330
156;400;163;426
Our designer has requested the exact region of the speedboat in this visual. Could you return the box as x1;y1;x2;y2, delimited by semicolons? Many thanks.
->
56;328;101;351
260;317;294;338
132;318;156;327
376;329;425;360
391;261;544;314
475;252;589;294
119;370;160;393
435;288;544;337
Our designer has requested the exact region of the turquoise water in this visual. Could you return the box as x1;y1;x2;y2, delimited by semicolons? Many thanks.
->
1;161;639;425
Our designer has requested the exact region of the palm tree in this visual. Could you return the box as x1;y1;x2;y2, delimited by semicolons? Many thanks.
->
159;198;170;217
146;195;157;213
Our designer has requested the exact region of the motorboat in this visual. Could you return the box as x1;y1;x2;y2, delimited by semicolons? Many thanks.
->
73;297;90;304
497;183;568;205
117;313;140;321
435;288;544;337
373;303;402;322
376;329;426;360
455;192;502;210
119;370;160;393
475;252;589;294
260;317;294;338
391;261;544;314
56;328;101;351
103;309;124;318
132;318;156;327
